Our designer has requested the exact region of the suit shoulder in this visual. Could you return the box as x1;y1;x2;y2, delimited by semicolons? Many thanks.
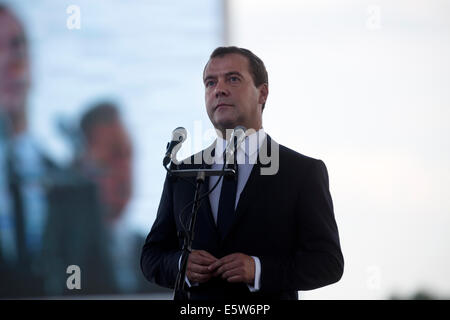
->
277;144;330;189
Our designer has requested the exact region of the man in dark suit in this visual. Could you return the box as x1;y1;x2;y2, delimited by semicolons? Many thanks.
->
0;4;50;297
141;46;344;300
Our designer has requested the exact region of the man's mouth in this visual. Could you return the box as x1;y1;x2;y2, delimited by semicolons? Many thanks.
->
215;103;234;110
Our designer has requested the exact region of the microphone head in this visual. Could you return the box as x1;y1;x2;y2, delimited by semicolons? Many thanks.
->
164;127;187;166
172;127;187;143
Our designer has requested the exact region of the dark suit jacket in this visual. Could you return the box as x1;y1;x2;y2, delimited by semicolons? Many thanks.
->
141;135;344;300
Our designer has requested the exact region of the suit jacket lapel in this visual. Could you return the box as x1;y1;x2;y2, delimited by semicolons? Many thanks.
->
223;135;273;242
231;161;261;230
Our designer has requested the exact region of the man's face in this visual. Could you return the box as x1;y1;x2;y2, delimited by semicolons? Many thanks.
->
88;120;133;222
0;11;30;116
204;53;267;136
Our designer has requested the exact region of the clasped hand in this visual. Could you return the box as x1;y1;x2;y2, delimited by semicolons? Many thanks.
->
186;250;255;285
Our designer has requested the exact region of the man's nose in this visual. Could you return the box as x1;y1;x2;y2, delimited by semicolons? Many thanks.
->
214;80;229;98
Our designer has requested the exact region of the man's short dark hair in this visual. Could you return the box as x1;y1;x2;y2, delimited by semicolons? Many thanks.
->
80;102;120;142
206;46;269;110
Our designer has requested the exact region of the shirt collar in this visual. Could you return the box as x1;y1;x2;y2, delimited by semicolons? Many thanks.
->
214;128;266;163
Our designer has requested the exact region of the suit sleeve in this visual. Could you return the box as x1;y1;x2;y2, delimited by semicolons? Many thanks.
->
259;159;344;292
140;174;182;289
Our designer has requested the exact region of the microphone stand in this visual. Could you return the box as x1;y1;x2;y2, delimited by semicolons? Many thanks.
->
168;134;240;300
173;170;204;301
170;166;236;300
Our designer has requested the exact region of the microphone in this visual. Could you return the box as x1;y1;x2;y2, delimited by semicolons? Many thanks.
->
163;127;187;166
224;126;247;168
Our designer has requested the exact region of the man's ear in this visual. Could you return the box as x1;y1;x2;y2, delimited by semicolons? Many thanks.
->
258;83;268;105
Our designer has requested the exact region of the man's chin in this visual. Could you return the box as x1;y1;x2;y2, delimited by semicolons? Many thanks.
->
215;120;238;132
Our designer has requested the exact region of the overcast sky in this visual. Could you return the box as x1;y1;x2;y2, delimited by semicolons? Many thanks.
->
227;0;450;299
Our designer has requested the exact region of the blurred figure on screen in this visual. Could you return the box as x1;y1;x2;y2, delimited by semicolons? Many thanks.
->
0;4;49;297
79;103;132;225
0;4;114;298
76;102;166;294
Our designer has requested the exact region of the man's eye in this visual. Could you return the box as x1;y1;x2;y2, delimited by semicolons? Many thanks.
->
229;76;239;82
205;80;215;87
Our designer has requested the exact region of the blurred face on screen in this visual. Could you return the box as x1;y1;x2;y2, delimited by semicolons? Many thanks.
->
87;120;133;223
0;10;30;118
204;53;267;137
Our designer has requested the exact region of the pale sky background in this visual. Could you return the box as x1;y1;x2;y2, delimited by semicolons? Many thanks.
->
226;0;450;299
2;0;449;300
